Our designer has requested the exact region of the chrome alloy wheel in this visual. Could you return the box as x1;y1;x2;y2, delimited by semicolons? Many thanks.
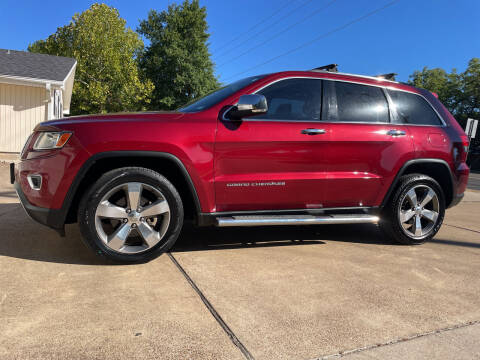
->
398;184;440;239
94;182;171;254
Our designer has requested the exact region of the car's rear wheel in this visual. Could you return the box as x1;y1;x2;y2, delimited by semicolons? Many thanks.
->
79;167;183;263
380;174;445;245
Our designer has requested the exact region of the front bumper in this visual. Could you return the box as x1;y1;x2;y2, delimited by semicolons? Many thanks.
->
13;172;65;231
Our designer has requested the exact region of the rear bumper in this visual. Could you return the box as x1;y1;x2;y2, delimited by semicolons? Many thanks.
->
14;181;65;230
448;192;465;208
447;162;469;209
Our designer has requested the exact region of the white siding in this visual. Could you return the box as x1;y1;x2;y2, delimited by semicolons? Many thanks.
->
0;83;47;152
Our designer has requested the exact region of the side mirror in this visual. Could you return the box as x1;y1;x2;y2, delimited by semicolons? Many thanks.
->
227;94;268;120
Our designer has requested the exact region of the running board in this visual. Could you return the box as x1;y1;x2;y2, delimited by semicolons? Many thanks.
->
215;214;379;227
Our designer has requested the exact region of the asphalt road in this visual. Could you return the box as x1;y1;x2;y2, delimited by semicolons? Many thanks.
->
1;163;480;359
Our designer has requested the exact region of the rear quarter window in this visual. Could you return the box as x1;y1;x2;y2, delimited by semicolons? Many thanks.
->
388;89;442;126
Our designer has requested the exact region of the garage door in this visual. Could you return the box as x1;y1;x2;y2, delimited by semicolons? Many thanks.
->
0;83;47;153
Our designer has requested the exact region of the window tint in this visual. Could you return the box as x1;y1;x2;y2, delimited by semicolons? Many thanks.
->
251;78;322;121
388;89;442;125
324;81;390;123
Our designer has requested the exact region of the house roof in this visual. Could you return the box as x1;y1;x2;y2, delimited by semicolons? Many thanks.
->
0;49;76;82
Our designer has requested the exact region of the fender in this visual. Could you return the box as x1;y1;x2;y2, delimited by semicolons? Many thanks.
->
380;158;455;209
60;151;202;226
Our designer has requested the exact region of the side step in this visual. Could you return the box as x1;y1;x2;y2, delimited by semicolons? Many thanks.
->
216;214;379;227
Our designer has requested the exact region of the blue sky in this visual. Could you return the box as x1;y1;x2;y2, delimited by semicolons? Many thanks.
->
1;0;479;83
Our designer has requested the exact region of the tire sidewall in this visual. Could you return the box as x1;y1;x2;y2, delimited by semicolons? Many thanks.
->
384;174;445;244
79;167;184;263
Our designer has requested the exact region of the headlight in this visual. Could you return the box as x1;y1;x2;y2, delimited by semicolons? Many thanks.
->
33;132;72;150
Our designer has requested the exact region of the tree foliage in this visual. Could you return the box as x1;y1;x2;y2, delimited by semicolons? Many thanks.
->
28;3;154;115
138;0;219;110
462;58;480;125
409;58;480;128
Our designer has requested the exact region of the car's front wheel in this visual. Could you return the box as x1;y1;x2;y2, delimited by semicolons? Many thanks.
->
78;167;184;263
380;174;445;245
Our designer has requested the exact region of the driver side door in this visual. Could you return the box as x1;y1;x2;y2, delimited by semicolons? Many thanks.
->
214;77;330;212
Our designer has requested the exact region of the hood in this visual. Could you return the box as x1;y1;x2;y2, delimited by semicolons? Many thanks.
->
42;111;185;128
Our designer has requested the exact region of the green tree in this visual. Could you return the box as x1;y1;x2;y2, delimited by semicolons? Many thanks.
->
408;58;480;127
409;58;480;151
461;58;480;125
138;0;219;110
28;3;154;115
408;66;462;117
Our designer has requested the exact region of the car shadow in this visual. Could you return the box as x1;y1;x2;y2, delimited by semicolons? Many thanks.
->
171;222;393;252
0;202;393;264
1;202;477;264
172;224;327;252
0;203;111;265
430;238;480;249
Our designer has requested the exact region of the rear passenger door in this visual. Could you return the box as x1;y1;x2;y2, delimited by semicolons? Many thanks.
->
320;80;415;208
386;88;447;158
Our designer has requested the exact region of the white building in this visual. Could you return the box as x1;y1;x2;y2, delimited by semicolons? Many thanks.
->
0;49;76;153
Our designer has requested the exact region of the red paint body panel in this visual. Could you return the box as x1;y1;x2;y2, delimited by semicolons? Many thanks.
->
320;123;415;207
215;119;330;211
15;70;469;223
17;136;90;208
19;112;218;212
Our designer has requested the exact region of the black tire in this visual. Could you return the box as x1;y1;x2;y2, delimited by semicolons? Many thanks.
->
78;167;184;263
380;174;445;245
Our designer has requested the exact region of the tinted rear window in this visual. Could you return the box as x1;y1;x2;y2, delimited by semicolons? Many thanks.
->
388;89;442;126
323;80;390;123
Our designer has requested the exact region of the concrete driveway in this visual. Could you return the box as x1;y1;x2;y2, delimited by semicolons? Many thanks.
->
1;162;479;359
468;171;480;191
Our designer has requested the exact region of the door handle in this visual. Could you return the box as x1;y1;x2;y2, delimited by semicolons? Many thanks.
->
386;129;406;137
301;128;326;135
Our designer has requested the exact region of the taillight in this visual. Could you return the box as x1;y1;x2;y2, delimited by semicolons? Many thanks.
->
460;135;469;162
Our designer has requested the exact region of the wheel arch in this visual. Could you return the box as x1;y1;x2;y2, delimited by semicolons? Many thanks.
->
381;159;455;209
63;151;201;225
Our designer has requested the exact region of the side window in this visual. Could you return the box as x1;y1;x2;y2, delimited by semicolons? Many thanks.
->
251;78;322;121
323;80;390;123
388;89;442;126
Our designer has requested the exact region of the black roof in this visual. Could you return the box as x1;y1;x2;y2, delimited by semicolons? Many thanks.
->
0;49;76;82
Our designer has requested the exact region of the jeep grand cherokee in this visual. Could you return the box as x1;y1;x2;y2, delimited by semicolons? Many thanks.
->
12;68;470;263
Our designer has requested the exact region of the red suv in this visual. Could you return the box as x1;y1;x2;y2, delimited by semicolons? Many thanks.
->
12;68;470;263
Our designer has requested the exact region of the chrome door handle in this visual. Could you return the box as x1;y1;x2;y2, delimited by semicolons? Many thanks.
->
387;129;406;137
301;128;326;135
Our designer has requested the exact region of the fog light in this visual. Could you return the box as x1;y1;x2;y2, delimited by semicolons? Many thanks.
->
27;174;42;190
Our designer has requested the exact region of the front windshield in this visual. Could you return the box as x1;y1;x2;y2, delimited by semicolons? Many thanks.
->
178;75;266;113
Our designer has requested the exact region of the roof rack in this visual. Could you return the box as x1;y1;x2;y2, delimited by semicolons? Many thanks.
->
311;64;338;72
375;73;397;81
307;66;399;84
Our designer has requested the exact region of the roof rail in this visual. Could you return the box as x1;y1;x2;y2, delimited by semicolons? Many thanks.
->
375;73;397;81
311;64;338;72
